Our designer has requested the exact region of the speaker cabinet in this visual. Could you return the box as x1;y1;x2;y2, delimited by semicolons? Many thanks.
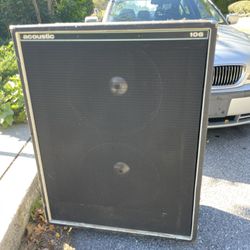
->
11;22;216;240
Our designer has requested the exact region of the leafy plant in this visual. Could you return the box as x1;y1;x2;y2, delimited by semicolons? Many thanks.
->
0;75;26;128
30;196;43;222
0;41;26;128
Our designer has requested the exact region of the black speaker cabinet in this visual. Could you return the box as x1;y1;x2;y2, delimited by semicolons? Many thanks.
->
11;21;216;241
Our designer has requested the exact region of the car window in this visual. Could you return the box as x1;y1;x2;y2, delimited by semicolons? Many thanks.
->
194;0;224;22
178;0;199;19
108;0;157;21
107;0;225;23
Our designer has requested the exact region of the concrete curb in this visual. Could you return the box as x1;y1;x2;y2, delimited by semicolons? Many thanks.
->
0;139;39;250
0;176;40;250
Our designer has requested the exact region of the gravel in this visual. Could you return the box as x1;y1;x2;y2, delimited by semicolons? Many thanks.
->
69;125;250;249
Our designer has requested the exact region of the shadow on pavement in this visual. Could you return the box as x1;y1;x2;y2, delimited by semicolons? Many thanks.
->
69;206;250;249
0;150;34;159
0;123;30;142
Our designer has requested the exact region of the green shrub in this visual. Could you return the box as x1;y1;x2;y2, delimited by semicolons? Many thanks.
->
0;42;18;83
228;0;250;14
0;42;26;128
0;75;26;128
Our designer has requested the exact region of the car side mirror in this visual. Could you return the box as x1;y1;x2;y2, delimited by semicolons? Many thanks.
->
226;14;239;24
85;16;99;23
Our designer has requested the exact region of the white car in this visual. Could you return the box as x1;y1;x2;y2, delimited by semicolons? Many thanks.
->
102;0;250;128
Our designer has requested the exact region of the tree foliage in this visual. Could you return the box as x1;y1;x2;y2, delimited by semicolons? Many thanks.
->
55;0;94;22
0;0;94;42
212;0;236;14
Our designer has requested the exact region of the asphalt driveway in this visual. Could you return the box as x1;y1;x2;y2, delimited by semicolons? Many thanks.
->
69;125;250;249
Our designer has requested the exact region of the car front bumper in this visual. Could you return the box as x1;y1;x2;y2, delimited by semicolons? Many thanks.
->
208;83;250;128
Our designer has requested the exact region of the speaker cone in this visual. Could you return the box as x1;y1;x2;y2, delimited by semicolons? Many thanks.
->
69;45;163;135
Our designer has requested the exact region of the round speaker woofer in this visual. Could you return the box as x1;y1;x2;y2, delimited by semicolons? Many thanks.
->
68;45;163;135
109;76;128;96
113;162;130;175
73;143;161;207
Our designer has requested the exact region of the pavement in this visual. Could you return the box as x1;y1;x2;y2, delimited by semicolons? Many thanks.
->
0;124;30;178
69;125;250;249
0;124;250;249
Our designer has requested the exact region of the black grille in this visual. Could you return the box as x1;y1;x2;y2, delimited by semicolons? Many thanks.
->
213;65;243;87
15;22;216;239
